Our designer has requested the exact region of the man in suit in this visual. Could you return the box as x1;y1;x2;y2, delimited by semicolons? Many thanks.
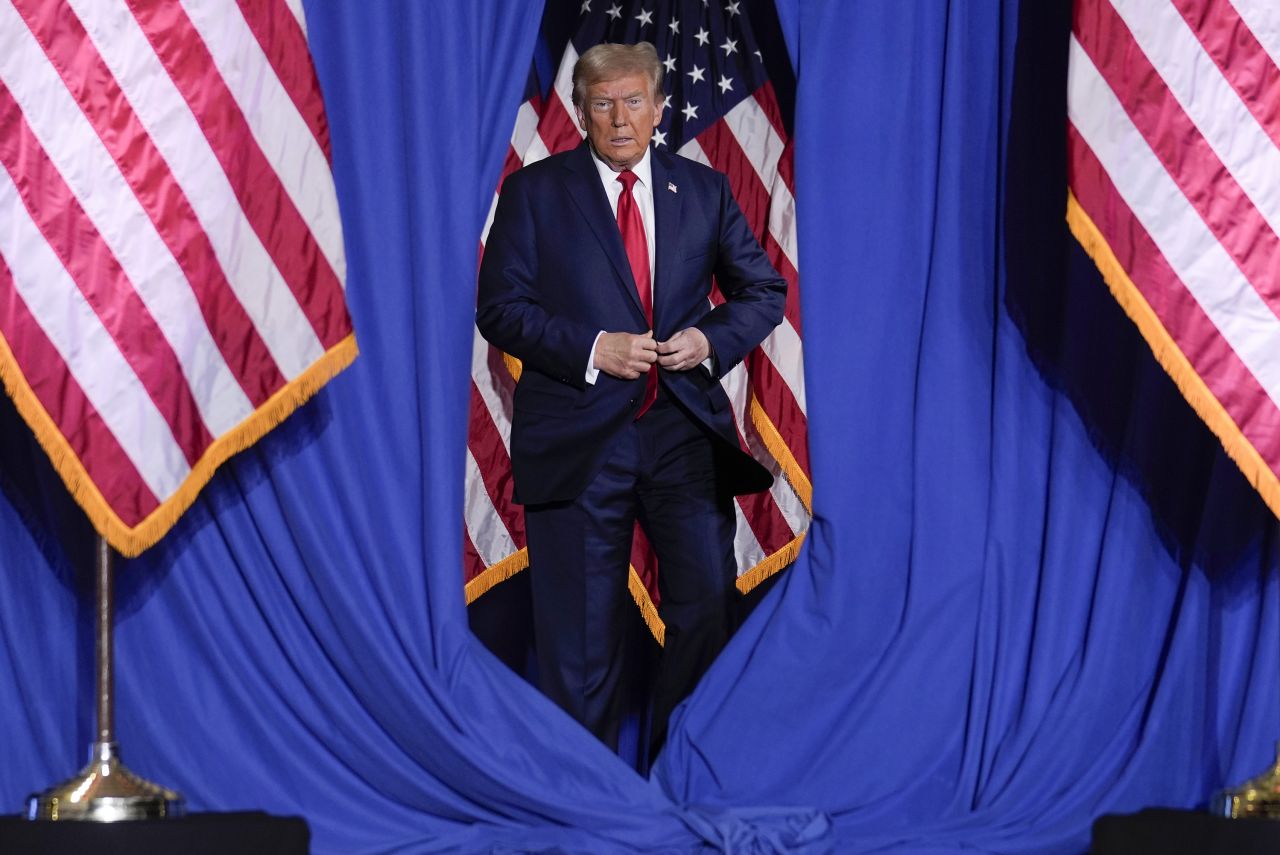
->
477;41;785;754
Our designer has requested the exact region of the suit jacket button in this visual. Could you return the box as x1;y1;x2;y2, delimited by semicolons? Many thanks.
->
629;398;636;406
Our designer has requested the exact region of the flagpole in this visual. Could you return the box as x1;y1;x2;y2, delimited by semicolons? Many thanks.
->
25;535;184;821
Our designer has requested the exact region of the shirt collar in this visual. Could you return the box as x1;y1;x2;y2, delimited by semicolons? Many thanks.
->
589;143;653;190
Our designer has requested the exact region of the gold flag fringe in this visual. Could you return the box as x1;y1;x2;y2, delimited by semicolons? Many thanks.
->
749;394;813;512
1066;191;1280;520
503;352;523;383
0;331;358;557
627;565;666;645
463;547;528;604
736;532;807;594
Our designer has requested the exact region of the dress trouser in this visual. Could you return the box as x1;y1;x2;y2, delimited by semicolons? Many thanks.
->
524;387;738;753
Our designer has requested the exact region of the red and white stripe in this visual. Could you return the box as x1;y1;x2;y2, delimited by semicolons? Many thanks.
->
466;45;811;607
0;0;352;548
1068;0;1280;502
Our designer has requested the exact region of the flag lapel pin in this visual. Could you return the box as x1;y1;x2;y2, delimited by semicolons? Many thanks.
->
668;181;678;194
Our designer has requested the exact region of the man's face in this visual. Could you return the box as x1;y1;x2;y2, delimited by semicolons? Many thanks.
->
576;73;663;172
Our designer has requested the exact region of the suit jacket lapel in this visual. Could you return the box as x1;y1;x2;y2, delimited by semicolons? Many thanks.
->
561;143;646;321
650;148;682;337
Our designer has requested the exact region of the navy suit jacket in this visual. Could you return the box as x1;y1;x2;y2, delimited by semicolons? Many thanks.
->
476;142;786;506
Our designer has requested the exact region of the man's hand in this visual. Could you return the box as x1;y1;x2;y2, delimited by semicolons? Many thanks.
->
594;331;658;379
656;327;710;372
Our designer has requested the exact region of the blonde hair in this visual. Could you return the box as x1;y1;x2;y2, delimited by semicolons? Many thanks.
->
571;42;663;109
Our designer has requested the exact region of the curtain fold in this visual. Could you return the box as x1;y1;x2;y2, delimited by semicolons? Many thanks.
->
0;1;1275;853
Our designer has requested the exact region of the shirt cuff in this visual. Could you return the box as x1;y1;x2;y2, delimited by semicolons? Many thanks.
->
585;330;604;385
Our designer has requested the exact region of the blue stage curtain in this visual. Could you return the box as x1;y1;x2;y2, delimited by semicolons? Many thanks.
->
0;1;1276;853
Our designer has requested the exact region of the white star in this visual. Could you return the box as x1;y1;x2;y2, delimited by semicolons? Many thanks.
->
636;8;653;26
652;129;667;147
726;0;741;16
717;74;734;94
682;102;699;121
694;27;710;46
720;37;738;56
662;54;677;73
606;3;622;20
668;17;680;35
687;64;706;83
657;95;669;109
580;0;590;11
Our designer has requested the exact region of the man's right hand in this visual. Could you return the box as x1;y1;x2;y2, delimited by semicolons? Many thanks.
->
594;331;658;379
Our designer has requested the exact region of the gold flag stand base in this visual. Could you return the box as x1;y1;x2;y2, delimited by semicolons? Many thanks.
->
26;741;184;821
22;537;185;821
1212;744;1280;819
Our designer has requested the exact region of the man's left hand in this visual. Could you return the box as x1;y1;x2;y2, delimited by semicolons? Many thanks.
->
656;328;711;372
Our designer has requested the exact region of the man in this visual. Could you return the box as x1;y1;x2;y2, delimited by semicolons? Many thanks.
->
477;41;785;754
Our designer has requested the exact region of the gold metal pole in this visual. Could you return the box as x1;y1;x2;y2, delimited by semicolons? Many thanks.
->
25;536;184;821
96;534;113;746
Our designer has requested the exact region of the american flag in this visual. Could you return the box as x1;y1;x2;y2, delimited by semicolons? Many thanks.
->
465;0;810;642
1068;0;1280;519
0;0;355;556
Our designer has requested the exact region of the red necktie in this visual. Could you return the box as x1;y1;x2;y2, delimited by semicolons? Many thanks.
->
616;170;657;418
